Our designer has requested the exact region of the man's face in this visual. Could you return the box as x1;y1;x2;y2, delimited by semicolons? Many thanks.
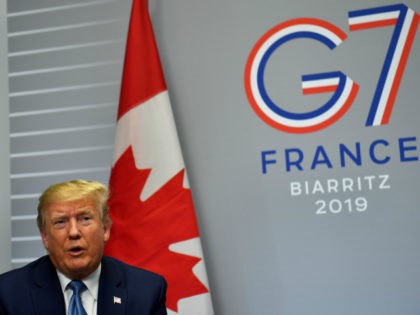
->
40;198;110;279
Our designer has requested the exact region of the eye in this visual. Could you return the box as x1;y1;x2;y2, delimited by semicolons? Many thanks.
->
52;218;67;228
79;215;93;225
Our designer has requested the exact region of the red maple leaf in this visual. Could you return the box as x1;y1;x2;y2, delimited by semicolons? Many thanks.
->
104;146;208;311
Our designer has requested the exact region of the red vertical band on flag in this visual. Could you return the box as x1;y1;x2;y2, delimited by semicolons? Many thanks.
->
117;0;166;119
105;0;213;313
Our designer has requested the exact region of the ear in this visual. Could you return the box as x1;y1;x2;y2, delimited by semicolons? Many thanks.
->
103;224;111;243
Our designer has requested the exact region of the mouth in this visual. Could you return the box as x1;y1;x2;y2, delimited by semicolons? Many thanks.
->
68;246;85;256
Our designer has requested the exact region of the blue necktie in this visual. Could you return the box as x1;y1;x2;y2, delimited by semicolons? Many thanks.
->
68;280;88;315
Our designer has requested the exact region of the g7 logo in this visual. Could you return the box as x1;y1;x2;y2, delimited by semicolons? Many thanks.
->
244;4;419;133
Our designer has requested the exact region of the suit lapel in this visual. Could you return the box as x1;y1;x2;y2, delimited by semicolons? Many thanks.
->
97;257;127;315
31;256;66;315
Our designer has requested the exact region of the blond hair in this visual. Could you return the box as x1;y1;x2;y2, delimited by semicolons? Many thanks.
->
37;179;112;231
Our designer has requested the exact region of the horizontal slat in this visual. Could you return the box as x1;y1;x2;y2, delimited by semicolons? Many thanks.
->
11;215;37;221
9;60;120;77
11;194;39;200
8;38;125;58
11;171;112;191
10;103;116;132
9;81;120;98
9;66;122;96
10;101;115;117
11;126;116;154
7;0;120;17
10;124;115;138
10;84;120;112
11;149;114;174
9;21;127;54
9;41;124;73
12;257;38;266
10;145;113;158
9;18;125;38
11;166;111;179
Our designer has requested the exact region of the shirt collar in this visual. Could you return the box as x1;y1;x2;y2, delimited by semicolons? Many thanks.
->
56;264;102;301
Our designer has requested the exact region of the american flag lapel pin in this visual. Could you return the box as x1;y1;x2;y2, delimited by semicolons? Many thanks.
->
113;296;122;304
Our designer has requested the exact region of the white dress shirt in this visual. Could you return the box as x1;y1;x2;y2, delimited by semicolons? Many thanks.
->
57;265;101;315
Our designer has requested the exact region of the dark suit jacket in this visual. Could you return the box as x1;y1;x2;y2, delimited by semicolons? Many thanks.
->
0;255;167;315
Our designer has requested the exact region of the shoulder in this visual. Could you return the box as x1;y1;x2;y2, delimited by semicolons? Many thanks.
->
0;255;55;303
0;255;50;285
101;256;167;289
102;256;166;281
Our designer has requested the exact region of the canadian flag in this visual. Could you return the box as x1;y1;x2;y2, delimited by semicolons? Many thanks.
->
104;0;214;314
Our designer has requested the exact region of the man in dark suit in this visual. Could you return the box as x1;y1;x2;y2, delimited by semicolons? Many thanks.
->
0;180;167;315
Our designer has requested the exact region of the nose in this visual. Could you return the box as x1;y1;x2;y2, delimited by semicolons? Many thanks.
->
68;218;81;238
